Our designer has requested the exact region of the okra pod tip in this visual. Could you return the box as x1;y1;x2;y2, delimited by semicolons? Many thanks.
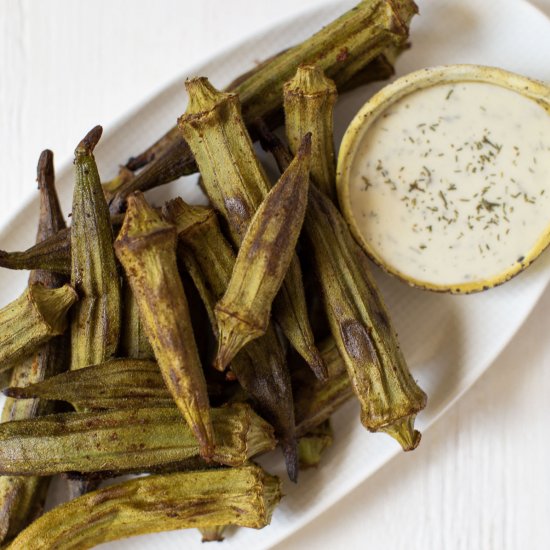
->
116;192;175;248
163;197;213;237
214;317;263;373
284;64;337;96
183;77;233;117
30;283;78;333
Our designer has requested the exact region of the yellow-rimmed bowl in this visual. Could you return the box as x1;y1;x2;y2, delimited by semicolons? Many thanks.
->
337;64;550;293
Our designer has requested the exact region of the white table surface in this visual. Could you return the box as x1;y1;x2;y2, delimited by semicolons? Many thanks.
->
1;1;550;549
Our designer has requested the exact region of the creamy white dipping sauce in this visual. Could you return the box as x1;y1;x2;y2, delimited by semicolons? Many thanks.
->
349;82;550;287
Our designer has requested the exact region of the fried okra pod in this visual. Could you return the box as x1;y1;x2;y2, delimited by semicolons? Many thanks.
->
284;65;338;201
8;464;281;550
214;135;312;370
0;404;274;475
114;192;214;459
70;126;121;371
4;359;172;411
0;227;70;275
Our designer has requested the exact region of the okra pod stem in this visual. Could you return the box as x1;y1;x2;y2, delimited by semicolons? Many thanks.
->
0;283;77;373
114;192;214;459
164;198;299;481
284;65;338;201
214;135;312;370
108;1;417;211
257;122;427;450
8;464;281;550
199;525;226;542
298;420;333;469
179;77;324;379
70;126;121;371
0;403;274;476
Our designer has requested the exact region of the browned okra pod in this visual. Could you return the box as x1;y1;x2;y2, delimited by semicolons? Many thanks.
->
257;122;427;450
8;464;281;550
4;358;231;412
305;187;427;449
114;192;214;459
164;198;299;481
284;65;338;202
214;135;312;371
4;359;172;411
108;1;417;211
0;404;274;476
0;150;70;545
70;126;121;371
178;77;325;380
65;129;121;499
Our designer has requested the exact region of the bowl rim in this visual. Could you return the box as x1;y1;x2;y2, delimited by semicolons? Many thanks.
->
336;63;550;294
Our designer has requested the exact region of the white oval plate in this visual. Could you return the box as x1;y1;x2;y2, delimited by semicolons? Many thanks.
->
1;0;550;549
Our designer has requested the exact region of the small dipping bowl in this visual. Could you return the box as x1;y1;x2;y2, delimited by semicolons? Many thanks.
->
337;65;550;293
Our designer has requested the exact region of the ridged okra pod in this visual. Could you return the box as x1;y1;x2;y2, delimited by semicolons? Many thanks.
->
304;187;427;449
70;126;121;371
0;403;274;476
214;135;312;371
0;150;69;545
164;198;299;481
258;123;427;450
178;77;324;379
108;0;417;209
284;65;338;201
8;464;281;550
0;283;76;373
5;359;173;411
114;192;214;459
